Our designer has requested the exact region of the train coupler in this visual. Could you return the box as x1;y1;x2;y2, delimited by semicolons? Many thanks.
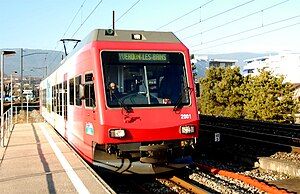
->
140;144;168;164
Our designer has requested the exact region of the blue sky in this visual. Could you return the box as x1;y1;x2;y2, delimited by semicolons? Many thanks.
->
1;0;299;54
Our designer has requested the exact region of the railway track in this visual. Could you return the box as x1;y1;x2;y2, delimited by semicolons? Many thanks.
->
158;175;210;193
200;115;300;150
156;164;291;194
16;111;298;193
97;163;292;193
194;163;289;194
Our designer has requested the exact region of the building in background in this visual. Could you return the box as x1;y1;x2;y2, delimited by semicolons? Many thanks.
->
191;54;238;80
242;52;300;102
208;59;237;68
242;52;300;84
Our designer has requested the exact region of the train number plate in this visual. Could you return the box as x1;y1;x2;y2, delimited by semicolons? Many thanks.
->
180;114;191;120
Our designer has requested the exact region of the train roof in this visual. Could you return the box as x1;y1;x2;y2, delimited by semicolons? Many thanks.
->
83;29;181;43
61;29;183;66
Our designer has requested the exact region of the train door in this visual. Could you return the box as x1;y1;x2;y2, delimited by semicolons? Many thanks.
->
63;74;68;138
63;74;68;121
83;72;96;145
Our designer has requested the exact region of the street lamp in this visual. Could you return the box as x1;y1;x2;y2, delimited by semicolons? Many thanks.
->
20;48;48;108
1;50;16;147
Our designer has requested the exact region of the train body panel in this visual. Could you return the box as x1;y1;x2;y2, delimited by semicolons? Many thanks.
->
40;29;199;173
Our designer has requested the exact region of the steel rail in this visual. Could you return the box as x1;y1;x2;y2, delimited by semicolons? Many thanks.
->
201;115;300;131
200;115;300;147
202;128;300;153
201;124;300;148
169;176;210;194
195;163;289;194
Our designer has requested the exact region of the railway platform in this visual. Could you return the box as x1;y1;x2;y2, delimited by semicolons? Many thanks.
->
0;122;113;194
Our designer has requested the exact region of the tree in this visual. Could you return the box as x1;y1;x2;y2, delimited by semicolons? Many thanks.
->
199;67;297;123
199;66;244;118
243;71;296;123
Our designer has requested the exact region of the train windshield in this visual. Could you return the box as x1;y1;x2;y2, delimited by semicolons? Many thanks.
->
101;51;190;108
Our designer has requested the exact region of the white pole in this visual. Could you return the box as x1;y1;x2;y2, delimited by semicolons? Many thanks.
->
15;106;17;123
20;48;23;109
1;52;4;147
10;74;13;130
26;96;29;123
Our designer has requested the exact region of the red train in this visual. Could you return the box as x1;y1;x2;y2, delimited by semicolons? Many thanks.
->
40;29;199;174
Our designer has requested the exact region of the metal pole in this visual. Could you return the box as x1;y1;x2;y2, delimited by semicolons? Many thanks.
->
1;52;4;147
20;48;24;109
10;74;13;130
113;10;115;31
5;113;8;134
26;97;29;123
15;106;17;123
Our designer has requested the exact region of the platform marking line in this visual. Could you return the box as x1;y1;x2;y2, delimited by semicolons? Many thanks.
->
39;124;90;194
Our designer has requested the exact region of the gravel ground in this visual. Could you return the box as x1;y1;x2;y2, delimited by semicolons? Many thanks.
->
14;110;44;123
189;171;265;194
270;152;300;164
241;168;291;182
195;157;293;191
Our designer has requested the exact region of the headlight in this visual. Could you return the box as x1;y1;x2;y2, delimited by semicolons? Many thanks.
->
109;129;126;138
180;125;195;134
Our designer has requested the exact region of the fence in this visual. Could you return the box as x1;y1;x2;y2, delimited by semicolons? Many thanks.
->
0;107;14;147
0;105;40;147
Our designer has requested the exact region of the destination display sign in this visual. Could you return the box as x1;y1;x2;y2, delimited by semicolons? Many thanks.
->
118;53;169;63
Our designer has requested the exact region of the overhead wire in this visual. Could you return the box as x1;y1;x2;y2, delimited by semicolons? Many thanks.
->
191;22;300;52
190;14;300;48
48;0;104;70
71;0;104;38
62;0;88;39
156;0;214;30
175;0;255;33
45;0;88;72
183;0;290;40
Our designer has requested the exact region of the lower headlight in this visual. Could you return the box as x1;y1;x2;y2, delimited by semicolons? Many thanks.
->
180;125;195;134
109;129;126;138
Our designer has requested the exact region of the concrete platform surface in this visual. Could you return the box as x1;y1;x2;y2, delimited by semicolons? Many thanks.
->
258;157;300;193
270;178;300;194
0;123;114;194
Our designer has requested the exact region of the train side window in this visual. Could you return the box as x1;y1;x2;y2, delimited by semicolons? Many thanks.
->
75;75;82;106
84;73;95;107
64;80;67;119
41;89;46;107
69;78;74;105
43;89;46;107
58;83;62;116
55;84;58;113
52;86;55;112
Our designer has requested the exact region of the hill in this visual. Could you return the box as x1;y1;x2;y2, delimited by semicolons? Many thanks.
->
1;48;63;78
2;49;276;79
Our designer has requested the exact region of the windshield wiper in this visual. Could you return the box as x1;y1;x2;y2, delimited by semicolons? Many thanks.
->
173;86;191;111
112;92;133;113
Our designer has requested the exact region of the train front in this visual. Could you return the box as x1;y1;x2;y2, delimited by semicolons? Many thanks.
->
93;29;199;174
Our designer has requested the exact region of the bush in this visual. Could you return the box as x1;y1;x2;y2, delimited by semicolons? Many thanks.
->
199;67;297;123
199;67;244;118
242;71;296;123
